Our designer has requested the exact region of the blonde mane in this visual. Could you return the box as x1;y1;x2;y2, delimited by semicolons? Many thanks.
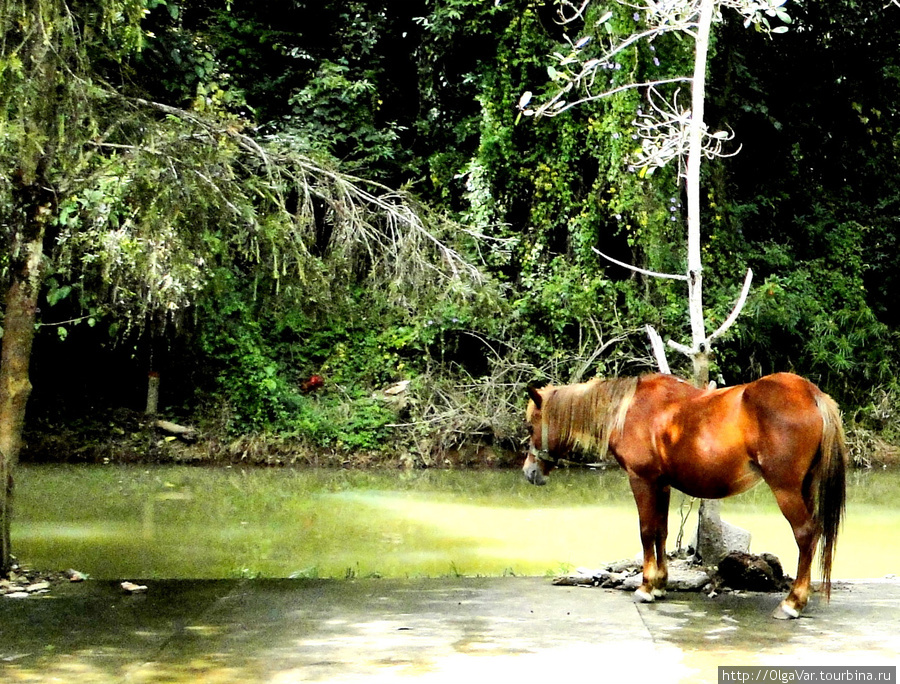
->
542;377;639;461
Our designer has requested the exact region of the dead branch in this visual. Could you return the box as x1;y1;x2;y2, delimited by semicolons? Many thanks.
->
592;247;688;281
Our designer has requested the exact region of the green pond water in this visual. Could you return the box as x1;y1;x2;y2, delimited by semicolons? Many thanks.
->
11;465;900;580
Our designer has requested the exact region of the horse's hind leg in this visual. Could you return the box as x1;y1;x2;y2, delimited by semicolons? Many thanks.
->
629;477;670;602
771;486;819;619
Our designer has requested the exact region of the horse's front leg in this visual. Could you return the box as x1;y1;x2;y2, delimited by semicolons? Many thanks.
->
629;476;670;602
653;485;671;597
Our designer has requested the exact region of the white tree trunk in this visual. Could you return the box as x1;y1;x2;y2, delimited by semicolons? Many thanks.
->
684;0;716;389
685;0;731;563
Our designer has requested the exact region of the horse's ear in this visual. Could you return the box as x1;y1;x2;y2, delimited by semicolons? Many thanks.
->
526;385;544;409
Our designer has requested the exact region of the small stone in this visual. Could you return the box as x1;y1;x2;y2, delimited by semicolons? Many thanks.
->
121;581;148;594
608;559;640;573
25;582;50;593
4;592;29;599
622;574;642;591
668;568;712;591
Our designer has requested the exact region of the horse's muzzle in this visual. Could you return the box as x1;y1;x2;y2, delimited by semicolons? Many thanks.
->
523;460;546;486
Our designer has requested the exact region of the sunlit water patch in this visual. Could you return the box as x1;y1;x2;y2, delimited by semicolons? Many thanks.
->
11;465;900;580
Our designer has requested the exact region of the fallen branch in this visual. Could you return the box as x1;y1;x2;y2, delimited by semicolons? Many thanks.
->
154;420;198;443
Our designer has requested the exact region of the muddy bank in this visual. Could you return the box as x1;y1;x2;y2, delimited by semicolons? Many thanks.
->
21;409;520;469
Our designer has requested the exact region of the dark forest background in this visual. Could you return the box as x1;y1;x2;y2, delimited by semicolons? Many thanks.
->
6;0;900;467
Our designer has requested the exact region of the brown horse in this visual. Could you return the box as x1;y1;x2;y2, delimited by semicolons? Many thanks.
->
523;372;847;619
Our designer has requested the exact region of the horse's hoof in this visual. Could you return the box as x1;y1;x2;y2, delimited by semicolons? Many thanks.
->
634;588;655;603
523;464;546;486
651;588;667;599
771;602;800;620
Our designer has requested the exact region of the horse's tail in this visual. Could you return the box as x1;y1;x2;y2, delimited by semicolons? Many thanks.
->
813;391;848;599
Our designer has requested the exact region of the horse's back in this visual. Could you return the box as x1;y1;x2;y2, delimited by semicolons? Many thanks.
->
748;372;819;396
639;371;823;431
741;372;823;427
633;373;827;497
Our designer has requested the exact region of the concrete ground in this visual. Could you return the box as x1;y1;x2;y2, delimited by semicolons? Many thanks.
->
0;577;897;683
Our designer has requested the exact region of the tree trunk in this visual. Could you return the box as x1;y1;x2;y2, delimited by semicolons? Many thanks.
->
146;372;160;415
0;0;63;576
686;0;720;561
0;192;50;576
685;0;715;390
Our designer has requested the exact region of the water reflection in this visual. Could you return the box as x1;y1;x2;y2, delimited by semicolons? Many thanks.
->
12;465;900;580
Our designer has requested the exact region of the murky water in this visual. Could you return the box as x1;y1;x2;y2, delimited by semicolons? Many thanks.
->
11;465;900;580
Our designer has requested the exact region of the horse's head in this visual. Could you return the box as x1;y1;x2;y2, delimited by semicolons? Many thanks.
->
523;385;556;486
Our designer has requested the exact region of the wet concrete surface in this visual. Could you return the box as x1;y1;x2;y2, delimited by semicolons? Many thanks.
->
0;577;897;683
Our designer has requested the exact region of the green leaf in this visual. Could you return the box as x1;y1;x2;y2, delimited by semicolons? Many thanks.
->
47;285;72;306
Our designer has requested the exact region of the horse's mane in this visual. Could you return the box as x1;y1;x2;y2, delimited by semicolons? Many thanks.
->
543;377;639;461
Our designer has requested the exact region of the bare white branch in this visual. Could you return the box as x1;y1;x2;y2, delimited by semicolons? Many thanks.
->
529;77;692;119
658;267;753;360
667;338;695;356
708;267;754;343
592;246;688;281
556;0;594;24
631;87;742;177
646;324;672;373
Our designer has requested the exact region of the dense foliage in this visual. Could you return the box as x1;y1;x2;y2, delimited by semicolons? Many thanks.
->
7;0;900;463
